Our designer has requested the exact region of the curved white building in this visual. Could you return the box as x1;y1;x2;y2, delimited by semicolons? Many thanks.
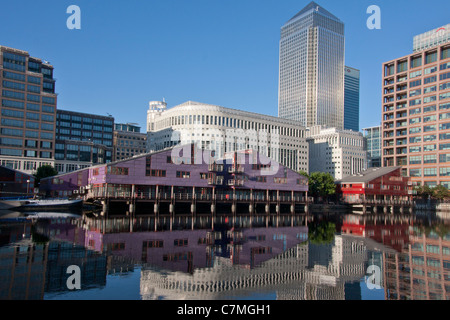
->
147;101;309;173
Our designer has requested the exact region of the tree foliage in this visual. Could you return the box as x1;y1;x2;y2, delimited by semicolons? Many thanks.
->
34;165;58;185
415;185;449;200
308;221;336;245
308;172;336;198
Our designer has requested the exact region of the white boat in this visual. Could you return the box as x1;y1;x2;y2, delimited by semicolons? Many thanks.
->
0;198;83;212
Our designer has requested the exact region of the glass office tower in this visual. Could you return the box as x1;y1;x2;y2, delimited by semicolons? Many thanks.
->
344;66;360;132
278;1;345;130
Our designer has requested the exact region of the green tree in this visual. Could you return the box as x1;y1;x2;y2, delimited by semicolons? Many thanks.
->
298;171;309;179
433;185;450;200
34;165;58;185
308;221;336;245
308;172;336;200
415;185;433;200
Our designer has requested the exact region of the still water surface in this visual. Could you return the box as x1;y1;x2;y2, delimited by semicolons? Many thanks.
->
0;210;449;300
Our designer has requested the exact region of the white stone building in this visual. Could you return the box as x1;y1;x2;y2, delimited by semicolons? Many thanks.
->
146;101;309;173
307;126;367;180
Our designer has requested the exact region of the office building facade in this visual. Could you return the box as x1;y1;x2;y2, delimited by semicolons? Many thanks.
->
278;1;345;130
307;126;367;180
381;41;450;188
114;123;147;161
344;66;360;132
0;46;57;174
363;126;382;168
54;109;114;173
147;101;309;173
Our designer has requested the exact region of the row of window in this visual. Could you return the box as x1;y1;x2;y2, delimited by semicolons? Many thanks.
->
165;114;304;138
409;143;450;152
0;128;53;140
1;99;55;113
385;49;450;76
0;148;52;158
410;167;450;177
57;113;113;126
410;154;450;164
1;90;56;104
57;121;112;132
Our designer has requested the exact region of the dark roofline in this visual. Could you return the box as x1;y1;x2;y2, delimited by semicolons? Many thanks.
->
336;167;402;184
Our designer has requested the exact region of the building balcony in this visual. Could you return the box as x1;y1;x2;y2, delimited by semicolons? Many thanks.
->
208;176;224;186
228;165;244;174
208;163;224;172
227;179;245;187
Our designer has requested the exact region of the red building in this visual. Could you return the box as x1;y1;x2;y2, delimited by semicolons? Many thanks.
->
336;167;413;203
0;166;35;198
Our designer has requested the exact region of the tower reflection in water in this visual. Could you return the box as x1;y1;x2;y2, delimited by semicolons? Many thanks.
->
0;212;449;300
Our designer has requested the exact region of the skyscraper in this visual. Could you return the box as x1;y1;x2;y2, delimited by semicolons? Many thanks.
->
344;66;360;132
278;1;345;130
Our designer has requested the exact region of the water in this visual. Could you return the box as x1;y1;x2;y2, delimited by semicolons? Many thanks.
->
0;210;449;300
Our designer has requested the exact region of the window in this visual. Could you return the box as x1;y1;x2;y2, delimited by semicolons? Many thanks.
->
410;169;422;177
42;105;55;113
440;133;450;140
27;85;40;93
174;239;188;247
424;66;437;74
424;96;436;104
424;125;436;132
440;167;450;176
42;96;55;105
425;51;437;64
150;170;166;177
107;167;129;175
2;90;25;100
2;118;23;128
410;56;422;69
424;168;437;177
424;115;436;123
440;103;450;110
440;72;450;81
424;144;436;152
440;154;450;163
0;148;22;156
409;156;421;165
3;71;26;82
424;75;437;84
0;138;22;147
424;154;437;164
440;92;450;101
397;60;408;73
423;105;436;113
176;171;190;179
3;80;25;91
2;109;24;118
27;94;40;102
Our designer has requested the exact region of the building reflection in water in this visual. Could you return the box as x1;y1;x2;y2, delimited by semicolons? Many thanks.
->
342;213;450;300
0;211;449;300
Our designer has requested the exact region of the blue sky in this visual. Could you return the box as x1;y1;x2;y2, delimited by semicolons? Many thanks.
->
1;0;449;131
